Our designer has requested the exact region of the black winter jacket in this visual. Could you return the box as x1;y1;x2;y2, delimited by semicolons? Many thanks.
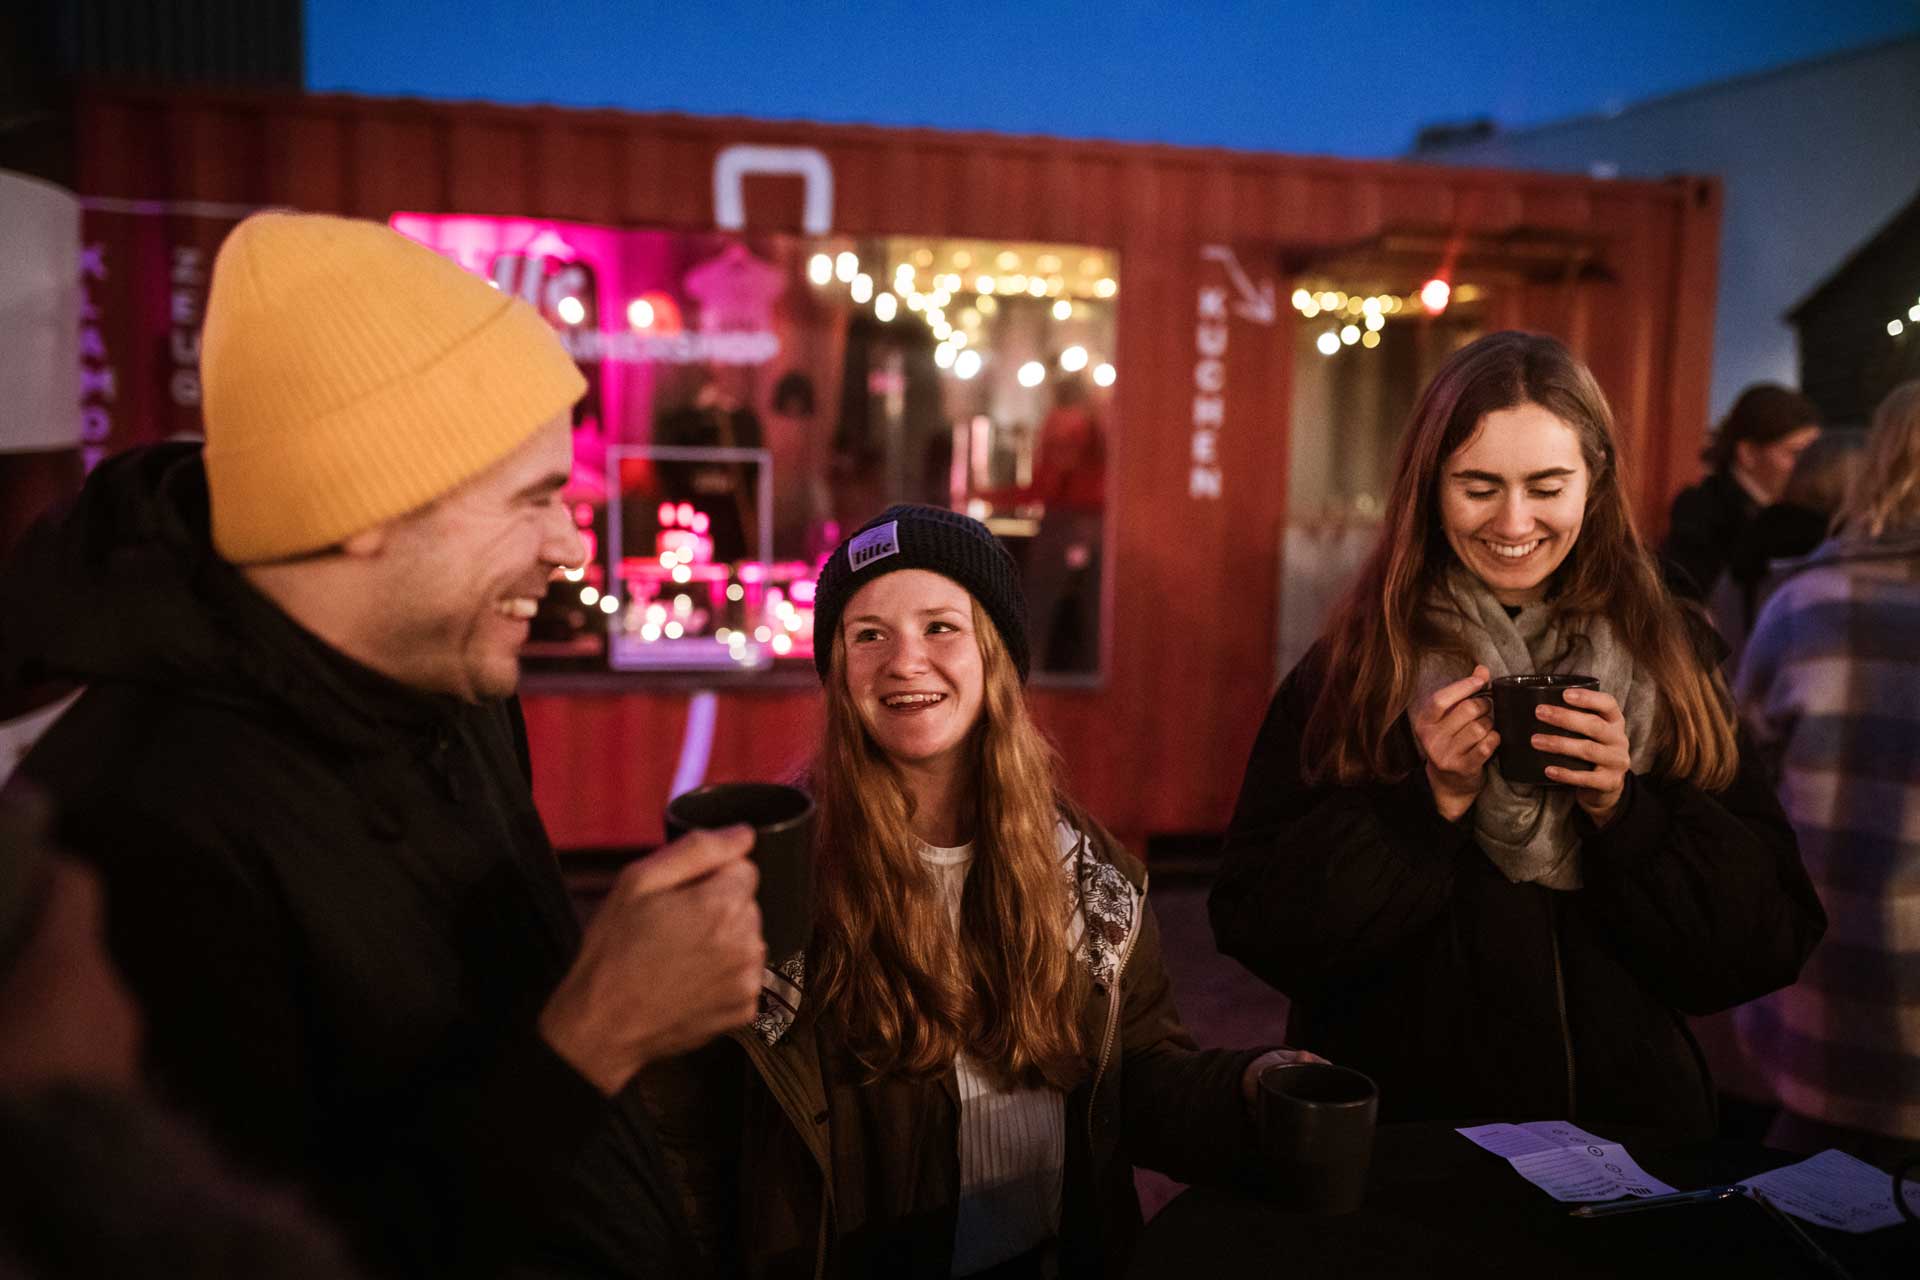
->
1661;469;1763;606
0;445;688;1278
1208;642;1825;1138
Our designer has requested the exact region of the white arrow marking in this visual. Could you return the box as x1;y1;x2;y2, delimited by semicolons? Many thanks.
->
1201;244;1276;325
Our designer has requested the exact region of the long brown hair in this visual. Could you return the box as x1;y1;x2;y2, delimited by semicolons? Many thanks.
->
1300;330;1738;791
808;597;1088;1090
1836;380;1920;540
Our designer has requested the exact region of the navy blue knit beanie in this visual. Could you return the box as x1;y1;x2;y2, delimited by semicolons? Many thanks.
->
812;504;1030;682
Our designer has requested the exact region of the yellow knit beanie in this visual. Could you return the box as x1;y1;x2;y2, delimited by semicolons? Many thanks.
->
201;212;586;563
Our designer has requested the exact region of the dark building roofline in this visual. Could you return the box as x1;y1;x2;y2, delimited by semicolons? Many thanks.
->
1788;180;1920;321
1413;32;1920;156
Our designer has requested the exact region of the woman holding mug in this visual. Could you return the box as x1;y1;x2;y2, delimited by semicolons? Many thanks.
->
1209;331;1825;1137
646;504;1313;1279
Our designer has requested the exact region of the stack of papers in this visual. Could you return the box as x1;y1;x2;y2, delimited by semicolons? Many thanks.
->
1458;1122;1920;1232
1457;1121;1677;1202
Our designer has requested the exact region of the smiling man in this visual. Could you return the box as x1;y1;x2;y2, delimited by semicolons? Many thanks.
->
0;214;766;1277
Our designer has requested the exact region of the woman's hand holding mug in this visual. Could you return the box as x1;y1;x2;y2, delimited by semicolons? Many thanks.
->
1412;665;1498;823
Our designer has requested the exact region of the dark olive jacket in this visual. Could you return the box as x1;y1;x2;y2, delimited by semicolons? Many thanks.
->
644;821;1268;1279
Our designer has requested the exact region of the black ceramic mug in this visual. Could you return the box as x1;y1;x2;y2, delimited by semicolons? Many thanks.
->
1256;1062;1380;1215
664;782;815;966
1472;673;1600;787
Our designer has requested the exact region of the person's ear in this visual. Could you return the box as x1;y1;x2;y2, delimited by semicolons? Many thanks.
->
340;524;388;558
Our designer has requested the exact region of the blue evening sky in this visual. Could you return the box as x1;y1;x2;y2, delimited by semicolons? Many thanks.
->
306;1;1920;158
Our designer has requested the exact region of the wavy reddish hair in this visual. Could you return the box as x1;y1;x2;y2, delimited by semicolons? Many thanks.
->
808;598;1088;1090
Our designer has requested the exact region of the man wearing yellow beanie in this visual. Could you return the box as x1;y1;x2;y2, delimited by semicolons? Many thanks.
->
0;212;766;1277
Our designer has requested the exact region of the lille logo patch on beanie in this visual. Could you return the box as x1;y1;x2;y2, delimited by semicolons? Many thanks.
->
847;520;901;571
813;504;1031;682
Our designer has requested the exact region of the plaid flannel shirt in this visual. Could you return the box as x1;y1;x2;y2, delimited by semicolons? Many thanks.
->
1733;531;1920;1140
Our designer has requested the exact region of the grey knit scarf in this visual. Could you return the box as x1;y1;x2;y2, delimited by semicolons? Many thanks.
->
1414;568;1657;890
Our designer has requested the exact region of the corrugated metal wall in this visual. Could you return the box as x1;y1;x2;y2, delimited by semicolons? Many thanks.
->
72;88;1722;851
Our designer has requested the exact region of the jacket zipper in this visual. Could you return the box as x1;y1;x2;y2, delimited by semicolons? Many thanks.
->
736;1034;835;1280
1547;894;1578;1117
1085;872;1147;1157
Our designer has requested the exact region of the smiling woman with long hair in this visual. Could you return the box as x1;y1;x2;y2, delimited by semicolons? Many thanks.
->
1209;331;1825;1136
645;505;1313;1280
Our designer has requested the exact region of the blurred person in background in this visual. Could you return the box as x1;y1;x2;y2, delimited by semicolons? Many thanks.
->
1686;428;1866;1127
0;213;765;1278
1661;384;1822;663
0;781;359;1279
645;505;1314;1279
1212;332;1824;1137
0;784;139;1095
0;171;85;784
1751;428;1868;570
1734;380;1920;1169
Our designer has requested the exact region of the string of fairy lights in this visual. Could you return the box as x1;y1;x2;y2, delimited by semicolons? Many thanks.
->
1293;278;1480;357
806;243;1118;388
1885;289;1920;339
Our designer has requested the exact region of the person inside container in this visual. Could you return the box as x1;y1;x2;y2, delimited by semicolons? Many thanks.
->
1734;380;1920;1168
1661;384;1822;660
644;503;1318;1278
1209;331;1825;1137
1023;369;1108;673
